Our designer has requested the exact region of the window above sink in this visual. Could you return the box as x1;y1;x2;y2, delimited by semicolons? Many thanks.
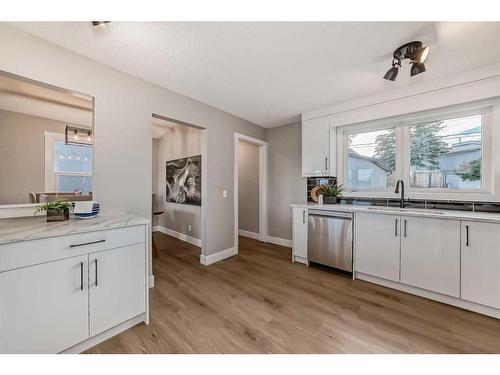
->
337;99;495;201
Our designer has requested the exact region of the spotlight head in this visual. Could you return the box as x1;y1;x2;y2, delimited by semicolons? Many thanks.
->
383;59;400;81
410;62;426;77
383;67;399;81
413;46;430;64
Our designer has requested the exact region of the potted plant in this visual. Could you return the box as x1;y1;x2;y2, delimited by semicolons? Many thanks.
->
35;201;72;222
319;182;344;204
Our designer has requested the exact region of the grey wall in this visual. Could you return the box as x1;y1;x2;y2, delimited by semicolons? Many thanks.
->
153;125;202;239
238;140;259;233
0;110;66;204
267;122;306;241
0;24;266;265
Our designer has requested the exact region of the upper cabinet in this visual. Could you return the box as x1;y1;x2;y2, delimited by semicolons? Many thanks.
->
301;116;336;177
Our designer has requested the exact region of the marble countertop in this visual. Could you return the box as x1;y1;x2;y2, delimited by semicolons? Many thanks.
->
291;203;500;224
0;214;150;245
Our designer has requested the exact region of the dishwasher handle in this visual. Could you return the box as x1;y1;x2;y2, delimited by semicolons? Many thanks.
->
308;211;352;220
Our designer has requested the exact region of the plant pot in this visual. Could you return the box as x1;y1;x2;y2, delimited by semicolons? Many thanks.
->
46;208;70;222
323;196;339;204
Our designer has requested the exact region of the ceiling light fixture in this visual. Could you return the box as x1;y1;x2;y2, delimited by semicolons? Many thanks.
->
383;41;430;81
91;21;111;28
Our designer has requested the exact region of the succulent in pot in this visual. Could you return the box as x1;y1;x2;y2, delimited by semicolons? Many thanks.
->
35;201;72;222
318;182;344;204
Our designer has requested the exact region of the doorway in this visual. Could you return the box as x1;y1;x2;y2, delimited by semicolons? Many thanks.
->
234;133;268;254
151;114;207;261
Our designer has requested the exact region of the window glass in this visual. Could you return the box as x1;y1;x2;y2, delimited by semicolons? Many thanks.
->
347;128;396;190
54;141;93;173
57;175;93;194
409;115;482;189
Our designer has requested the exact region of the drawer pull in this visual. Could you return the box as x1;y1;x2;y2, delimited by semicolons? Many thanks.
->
69;239;106;248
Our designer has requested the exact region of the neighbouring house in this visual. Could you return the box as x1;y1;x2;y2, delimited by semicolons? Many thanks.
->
347;151;392;190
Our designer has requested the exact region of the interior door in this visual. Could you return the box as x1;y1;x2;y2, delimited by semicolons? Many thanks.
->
354;212;400;281
400;216;460;297
0;255;89;353
461;221;500;309
89;243;146;336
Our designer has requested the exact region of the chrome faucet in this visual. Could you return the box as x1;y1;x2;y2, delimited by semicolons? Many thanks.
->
394;180;405;208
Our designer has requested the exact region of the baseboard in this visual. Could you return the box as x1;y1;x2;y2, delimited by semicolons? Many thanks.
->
238;229;260;240
200;247;237;266
153;225;202;247
355;272;500;320
267;235;292;248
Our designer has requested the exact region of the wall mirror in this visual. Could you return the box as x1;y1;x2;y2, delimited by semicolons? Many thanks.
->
0;71;94;206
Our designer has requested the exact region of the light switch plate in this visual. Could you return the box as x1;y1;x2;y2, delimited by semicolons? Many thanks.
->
222;190;228;198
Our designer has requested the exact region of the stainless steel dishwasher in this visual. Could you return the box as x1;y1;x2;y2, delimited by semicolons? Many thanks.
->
307;210;353;272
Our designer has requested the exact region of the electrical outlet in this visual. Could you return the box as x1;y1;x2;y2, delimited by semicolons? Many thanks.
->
188;225;192;232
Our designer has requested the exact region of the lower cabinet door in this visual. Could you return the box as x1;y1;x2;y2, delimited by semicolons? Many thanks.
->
461;221;500;309
400;216;460;297
89;243;146;336
355;213;401;281
292;207;308;262
0;255;89;353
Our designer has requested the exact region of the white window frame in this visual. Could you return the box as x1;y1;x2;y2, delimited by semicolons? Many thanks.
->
44;131;92;193
337;99;496;201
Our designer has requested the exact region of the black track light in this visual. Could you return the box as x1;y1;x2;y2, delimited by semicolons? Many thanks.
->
383;41;430;81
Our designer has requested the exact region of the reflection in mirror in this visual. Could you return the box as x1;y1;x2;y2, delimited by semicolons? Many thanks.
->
0;71;94;205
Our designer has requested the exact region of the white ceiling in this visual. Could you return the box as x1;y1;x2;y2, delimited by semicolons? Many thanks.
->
10;22;500;128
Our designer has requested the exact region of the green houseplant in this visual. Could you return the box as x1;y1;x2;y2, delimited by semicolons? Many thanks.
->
319;182;344;204
35;200;72;222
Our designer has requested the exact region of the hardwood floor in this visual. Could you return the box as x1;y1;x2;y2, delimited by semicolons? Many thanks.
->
85;233;500;354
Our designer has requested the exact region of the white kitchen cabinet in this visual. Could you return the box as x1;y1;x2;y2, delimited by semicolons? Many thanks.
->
0;255;89;354
0;220;149;354
461;221;500;309
292;207;308;264
354;212;400;282
89;243;146;336
400;216;460;297
302;116;332;176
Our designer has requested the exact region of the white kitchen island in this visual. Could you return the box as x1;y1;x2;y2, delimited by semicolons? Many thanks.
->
0;214;150;354
291;203;500;319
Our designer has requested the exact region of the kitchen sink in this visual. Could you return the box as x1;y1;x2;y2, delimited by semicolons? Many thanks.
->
366;206;444;215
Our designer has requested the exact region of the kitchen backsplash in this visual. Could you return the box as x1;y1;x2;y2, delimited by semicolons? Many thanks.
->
306;177;500;213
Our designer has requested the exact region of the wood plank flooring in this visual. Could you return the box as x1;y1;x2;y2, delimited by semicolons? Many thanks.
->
85;233;500;353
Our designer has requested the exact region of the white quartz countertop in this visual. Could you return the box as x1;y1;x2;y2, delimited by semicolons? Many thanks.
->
0;214;150;245
291;203;500;224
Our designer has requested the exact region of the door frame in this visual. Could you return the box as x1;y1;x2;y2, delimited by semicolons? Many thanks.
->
234;133;268;254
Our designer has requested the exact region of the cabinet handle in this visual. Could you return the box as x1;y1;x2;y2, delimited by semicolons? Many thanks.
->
80;262;84;291
325;157;328;171
395;218;398;237
95;259;98;286
303;210;306;224
404;219;407;238
70;239;106;248
466;225;469;246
